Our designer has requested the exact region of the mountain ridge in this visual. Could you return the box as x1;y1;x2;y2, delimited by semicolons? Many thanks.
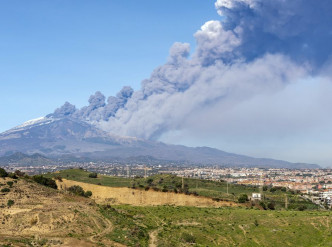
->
0;116;320;168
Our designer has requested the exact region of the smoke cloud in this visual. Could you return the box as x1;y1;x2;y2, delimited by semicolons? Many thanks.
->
50;0;332;164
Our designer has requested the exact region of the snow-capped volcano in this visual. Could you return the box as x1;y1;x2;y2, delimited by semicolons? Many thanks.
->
0;115;319;168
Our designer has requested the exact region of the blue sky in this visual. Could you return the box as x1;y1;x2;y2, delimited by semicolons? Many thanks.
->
0;0;218;132
1;0;332;167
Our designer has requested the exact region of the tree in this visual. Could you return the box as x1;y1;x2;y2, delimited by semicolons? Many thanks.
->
259;201;267;210
68;185;85;196
267;202;275;210
1;188;10;193
6;181;13;188
84;191;92;198
14;170;25;177
238;194;249;203
0;168;8;178
269;187;277;193
7;200;14;207
32;175;57;189
88;172;98;178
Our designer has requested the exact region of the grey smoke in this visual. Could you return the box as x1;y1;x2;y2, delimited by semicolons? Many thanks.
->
50;0;332;166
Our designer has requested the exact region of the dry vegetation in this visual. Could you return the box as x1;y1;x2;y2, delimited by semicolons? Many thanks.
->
0;177;120;247
56;179;239;207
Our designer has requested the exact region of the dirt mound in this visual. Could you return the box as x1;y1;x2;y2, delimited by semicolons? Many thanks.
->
57;179;238;207
0;177;117;246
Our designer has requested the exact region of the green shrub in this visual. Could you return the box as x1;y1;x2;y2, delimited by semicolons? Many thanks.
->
68;185;85;196
68;185;92;198
267;202;275;210
254;219;259;226
14;170;25;177
84;191;92;198
1;188;10;193
0;168;8;178
6;181;13;188
238;194;249;203
7;199;14;207
32;175;57;189
259;201;267;210
88;172;98;178
181;232;196;243
8;173;18;179
270;187;277;193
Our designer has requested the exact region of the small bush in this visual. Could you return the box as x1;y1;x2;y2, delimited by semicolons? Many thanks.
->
259;201;267;210
298;205;307;211
6;181;14;188
14;170;25;177
254;219;259;226
88;172;98;178
0;168;8;178
267;202;275;210
32;175;57;189
54;175;63;182
68;185;92;198
84;191;92;198
1;188;10;193
68;185;85;196
8;173;18;179
181;232;196;243
270;187;277;193
146;178;153;185
238;194;249;203
7;200;14;207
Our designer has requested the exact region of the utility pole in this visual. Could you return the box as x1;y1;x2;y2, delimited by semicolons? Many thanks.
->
285;195;288;209
127;166;130;178
260;173;264;201
182;176;184;190
227;180;229;195
144;166;147;178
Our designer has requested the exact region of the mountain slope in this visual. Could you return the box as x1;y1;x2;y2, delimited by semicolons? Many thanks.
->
0;116;319;168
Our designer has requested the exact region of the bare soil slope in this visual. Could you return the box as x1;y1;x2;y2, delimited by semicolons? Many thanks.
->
57;179;238;207
0;177;120;246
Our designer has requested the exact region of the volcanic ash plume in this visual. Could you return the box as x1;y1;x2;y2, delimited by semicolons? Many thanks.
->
50;0;332;144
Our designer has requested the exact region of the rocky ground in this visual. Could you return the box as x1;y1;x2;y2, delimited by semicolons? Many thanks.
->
0;177;120;246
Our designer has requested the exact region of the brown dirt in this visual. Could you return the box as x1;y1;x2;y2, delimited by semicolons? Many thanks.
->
0;177;115;246
57;179;238;207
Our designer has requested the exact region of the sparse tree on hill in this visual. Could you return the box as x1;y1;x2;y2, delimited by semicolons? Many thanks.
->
88;172;98;178
238;194;249;203
0;168;8;178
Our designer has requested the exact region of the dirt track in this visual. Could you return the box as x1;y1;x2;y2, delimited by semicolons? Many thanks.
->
57;179;238;207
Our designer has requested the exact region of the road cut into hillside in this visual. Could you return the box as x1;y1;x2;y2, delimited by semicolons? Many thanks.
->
57;179;239;207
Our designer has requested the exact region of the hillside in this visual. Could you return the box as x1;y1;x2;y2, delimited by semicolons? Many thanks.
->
0;117;319;168
0;170;331;246
47;169;319;211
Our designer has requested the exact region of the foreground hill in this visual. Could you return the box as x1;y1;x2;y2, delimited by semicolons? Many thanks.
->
0;170;331;246
0;117;319;168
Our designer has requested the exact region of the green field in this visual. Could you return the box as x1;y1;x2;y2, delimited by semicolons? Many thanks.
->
99;205;332;246
46;169;319;210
